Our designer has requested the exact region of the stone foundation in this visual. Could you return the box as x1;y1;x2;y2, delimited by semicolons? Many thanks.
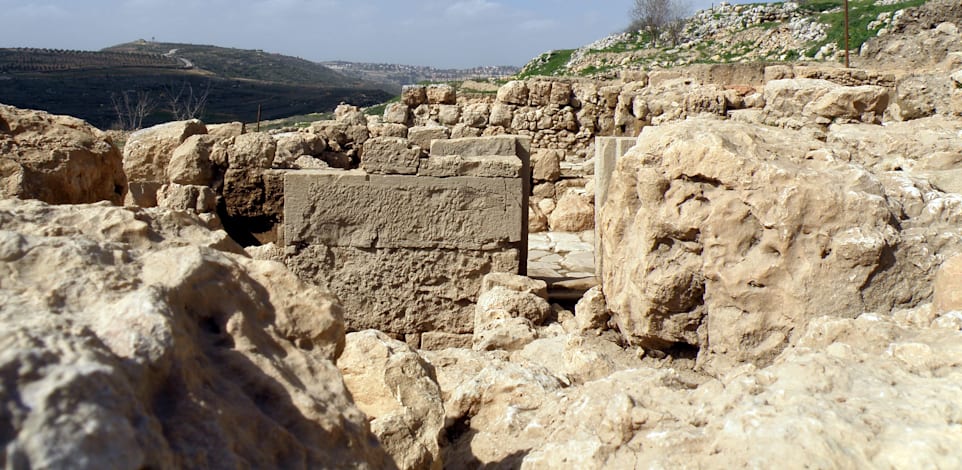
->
283;135;530;335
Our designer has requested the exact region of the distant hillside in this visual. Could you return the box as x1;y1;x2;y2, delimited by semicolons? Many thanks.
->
0;41;392;130
322;61;519;92
105;40;353;86
518;0;929;78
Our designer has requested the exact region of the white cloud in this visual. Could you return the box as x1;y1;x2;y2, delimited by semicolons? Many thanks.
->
444;0;500;19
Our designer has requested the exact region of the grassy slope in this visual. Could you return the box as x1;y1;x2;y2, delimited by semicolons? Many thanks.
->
0;43;393;129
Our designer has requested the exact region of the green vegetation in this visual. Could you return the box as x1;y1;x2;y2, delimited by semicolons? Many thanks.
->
363;96;401;116
516;49;575;79
257;112;333;131
804;0;926;58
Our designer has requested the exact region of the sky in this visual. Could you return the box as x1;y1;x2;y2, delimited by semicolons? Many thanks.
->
0;0;747;68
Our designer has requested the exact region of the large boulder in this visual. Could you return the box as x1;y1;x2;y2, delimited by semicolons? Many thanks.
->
338;331;444;470
0;198;393;468
599;118;962;368
0;104;126;204
123;119;207;206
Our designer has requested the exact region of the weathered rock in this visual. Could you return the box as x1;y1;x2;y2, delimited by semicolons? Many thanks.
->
167;134;216;185
418;332;471;350
548;191;594;232
226;132;276;169
461;103;490;128
532;149;562;182
935;254;962;314
496;80;529;106
384;103;411;125
407;126;449;151
472;309;538;352
763;79;888;126
206;121;244;140
402;86;428;107
287;245;519;334
599;118;962;367
891;73;954;121
285;170;524;250
335;104;368;126
0;198;393;469
362;137;422;175
274;132;327;169
437;105;461;126
156;183;217;213
0;104;126;204
480;272;548;299
574;286;609;331
426;85;456;105
476;286;551;325
124;119;207;206
338;331;444;470
418;155;520;178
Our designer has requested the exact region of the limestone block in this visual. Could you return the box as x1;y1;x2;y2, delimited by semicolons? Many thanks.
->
496;80;529;106
361;136;422;175
550;82;573;106
600;118;962;366
286;245;519;334
529;203;548;233
489;103;515;128
480;272;548;299
0;104;126;205
157;183;217;213
167;134;216;185
450;124;481;139
227;132;276;169
338;331;445;470
285;171;524;249
335;104;368;126
418;155;521;178
427;84;456;105
476;286;551;325
574;286;609;331
473;312;538;352
532;149;562;182
438;105;461;126
123;119;207;183
935;255;962;314
206;121;244;140
528;81;553;107
430;135;530;160
461;103;490;128
533;182;556;199
383;103;411;125
370;122;409;138
273;132;326;169
402;85;428;107
407;126;450;151
420;332;474;350
548;192;594;232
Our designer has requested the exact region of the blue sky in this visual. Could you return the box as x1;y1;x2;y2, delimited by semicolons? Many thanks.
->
0;0;753;68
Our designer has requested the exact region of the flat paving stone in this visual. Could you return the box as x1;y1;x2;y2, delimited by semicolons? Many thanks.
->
561;251;596;272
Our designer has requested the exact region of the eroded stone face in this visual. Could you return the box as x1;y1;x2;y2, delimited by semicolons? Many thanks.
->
599;118;962;368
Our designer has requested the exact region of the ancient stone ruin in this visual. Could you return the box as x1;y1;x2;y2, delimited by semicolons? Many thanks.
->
3;3;962;468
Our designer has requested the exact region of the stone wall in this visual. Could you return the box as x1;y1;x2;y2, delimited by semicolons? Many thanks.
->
283;135;530;338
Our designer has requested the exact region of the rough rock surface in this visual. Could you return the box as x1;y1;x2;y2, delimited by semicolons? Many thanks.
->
426;309;962;469
0;104;126;204
599;118;962;368
0;198;393;469
123;119;207;206
338;331;444;470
